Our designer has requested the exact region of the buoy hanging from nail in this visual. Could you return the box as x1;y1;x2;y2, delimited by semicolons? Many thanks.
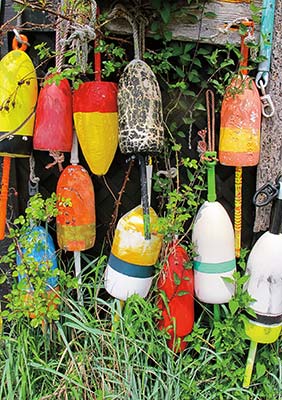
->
34;76;73;152
0;33;38;240
219;21;261;257
34;2;73;158
73;6;118;176
242;177;282;388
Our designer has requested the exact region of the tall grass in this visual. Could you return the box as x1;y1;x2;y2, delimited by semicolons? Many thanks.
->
1;254;282;399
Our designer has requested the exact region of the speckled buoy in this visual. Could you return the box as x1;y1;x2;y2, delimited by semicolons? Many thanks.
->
118;59;164;155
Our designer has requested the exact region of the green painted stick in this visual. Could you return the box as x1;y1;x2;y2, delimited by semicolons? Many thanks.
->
243;340;258;388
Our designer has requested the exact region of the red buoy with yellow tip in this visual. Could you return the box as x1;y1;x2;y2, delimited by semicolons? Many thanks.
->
73;8;118;176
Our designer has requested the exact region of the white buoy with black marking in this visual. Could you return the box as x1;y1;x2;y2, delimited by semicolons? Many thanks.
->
243;176;282;388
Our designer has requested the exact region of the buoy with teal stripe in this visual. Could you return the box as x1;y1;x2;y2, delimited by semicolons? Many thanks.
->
104;205;162;301
192;90;236;304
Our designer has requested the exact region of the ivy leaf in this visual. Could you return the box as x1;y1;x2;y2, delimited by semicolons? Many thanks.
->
160;3;171;24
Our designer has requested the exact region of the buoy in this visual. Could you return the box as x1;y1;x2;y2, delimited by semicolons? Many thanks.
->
243;177;282;387
0;47;37;157
56;132;96;303
157;243;194;352
34;7;73;158
193;90;236;304
104;205;162;301
73;8;118;176
16;226;59;320
117;11;164;238
33;75;73;152
118;59;164;155
0;35;37;240
219;21;261;257
56;134;96;252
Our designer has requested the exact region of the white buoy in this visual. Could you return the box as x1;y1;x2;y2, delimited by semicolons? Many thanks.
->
104;205;162;301
244;177;282;341
193;201;236;304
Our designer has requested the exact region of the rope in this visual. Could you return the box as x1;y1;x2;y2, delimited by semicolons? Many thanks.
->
206;89;215;153
45;151;65;172
29;153;40;196
62;0;97;73
107;4;140;59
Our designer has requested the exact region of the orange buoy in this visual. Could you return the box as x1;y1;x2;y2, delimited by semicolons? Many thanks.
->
219;76;261;166
33;75;73;152
56;164;96;251
219;22;261;257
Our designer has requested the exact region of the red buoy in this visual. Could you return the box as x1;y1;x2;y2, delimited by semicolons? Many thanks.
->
157;244;194;351
34;75;73;152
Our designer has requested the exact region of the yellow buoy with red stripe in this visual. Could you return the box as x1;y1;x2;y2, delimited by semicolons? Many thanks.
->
104;205;162;301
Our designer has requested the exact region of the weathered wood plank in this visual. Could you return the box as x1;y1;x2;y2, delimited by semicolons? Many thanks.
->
106;0;262;45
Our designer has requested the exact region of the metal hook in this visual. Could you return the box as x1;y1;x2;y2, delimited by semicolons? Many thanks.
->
256;78;275;118
253;181;279;207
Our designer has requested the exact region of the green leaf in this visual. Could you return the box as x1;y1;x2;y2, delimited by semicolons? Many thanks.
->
229;299;239;315
160;3;171;24
177;290;189;296
176;131;186;138
173;272;181;286
256;362;266;379
204;11;217;19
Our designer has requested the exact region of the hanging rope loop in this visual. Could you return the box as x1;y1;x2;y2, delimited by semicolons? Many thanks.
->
201;89;217;164
62;0;97;73
107;4;146;60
